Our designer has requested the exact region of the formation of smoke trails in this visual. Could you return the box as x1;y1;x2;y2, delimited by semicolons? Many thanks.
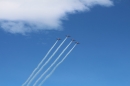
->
22;40;58;86
39;44;77;86
27;37;68;86
33;41;73;86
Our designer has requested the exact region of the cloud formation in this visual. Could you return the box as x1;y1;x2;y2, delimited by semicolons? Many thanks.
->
0;0;113;34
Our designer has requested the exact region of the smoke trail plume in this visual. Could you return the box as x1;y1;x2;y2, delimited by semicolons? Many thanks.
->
39;44;77;86
22;40;58;86
27;37;68;86
33;41;73;86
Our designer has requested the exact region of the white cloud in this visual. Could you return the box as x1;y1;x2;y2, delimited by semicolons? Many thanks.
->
0;0;113;34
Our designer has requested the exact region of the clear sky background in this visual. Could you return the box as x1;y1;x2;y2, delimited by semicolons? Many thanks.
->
0;0;130;86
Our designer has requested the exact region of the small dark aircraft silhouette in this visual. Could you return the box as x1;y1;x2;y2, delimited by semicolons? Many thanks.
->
57;38;61;40
66;35;70;37
71;39;75;41
75;42;80;44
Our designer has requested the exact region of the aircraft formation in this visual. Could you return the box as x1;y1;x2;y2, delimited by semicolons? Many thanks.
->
22;35;79;86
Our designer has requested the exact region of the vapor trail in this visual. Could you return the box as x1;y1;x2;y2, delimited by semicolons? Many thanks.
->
22;40;58;86
39;44;77;86
27;37;68;86
33;41;73;86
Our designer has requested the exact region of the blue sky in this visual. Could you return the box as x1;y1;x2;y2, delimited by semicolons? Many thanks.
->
0;0;130;86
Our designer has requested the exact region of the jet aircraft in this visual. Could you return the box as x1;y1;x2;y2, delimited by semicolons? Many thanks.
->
66;35;70;37
71;39;75;41
75;42;80;44
57;38;61;40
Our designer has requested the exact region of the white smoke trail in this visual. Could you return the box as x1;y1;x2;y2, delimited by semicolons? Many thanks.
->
27;37;68;86
22;40;58;86
39;44;77;86
33;41;73;86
